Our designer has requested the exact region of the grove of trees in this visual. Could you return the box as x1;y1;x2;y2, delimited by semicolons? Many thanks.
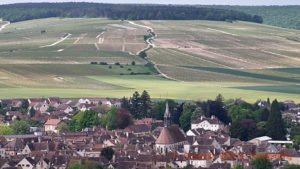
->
0;3;263;23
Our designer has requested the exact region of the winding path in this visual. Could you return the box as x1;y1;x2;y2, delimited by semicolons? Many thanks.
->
127;21;182;82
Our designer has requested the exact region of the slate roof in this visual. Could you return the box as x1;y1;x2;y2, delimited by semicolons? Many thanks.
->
156;125;185;144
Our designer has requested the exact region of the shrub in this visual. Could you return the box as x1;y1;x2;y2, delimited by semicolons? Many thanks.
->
99;62;108;65
108;65;112;69
128;68;132;71
120;65;124;68
90;62;98;64
115;62;120;65
131;61;135;65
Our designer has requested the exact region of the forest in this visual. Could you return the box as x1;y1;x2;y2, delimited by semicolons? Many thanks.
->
0;2;263;23
205;5;300;29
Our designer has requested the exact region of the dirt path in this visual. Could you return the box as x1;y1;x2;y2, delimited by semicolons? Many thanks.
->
128;21;182;81
207;28;237;36
40;33;72;48
0;21;10;32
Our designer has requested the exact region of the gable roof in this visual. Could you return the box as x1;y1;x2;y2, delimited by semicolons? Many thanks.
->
192;116;223;125
45;119;61;125
156;125;186;144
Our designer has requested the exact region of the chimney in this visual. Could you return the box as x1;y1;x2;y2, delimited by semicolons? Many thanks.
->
211;115;215;119
201;115;204;120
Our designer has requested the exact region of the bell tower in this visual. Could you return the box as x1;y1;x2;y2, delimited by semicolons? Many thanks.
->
164;101;171;127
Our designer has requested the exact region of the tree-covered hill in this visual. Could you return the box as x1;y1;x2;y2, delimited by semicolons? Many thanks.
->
204;5;300;29
0;2;262;23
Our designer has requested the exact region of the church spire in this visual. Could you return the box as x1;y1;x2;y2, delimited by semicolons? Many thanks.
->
164;101;171;127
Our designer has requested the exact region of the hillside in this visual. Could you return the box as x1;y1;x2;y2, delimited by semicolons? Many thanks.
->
0;18;300;102
205;5;300;30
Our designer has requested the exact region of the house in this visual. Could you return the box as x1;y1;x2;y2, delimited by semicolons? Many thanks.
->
28;98;43;104
248;136;272;146
36;158;50;169
280;149;300;165
16;157;36;169
78;98;112;107
47;97;60;104
56;104;73;114
10;99;23;108
191;115;224;131
44;119;61;133
33;102;49;113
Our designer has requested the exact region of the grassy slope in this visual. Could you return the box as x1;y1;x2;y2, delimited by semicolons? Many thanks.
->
1;18;300;102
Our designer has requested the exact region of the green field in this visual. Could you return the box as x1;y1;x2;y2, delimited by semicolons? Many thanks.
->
1;18;300;102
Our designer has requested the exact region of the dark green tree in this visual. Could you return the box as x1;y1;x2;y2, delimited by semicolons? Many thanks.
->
230;121;248;141
140;90;151;118
58;122;69;133
266;99;286;140
29;107;35;117
101;147;114;161
130;91;141;119
68;162;84;169
11;120;30;134
22;99;29;109
251;154;273;169
101;107;118;130
191;107;203;122
69;110;100;132
121;97;131;110
179;111;192;132
153;100;176;121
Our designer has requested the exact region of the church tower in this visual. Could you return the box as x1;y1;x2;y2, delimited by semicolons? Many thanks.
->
155;101;187;154
164;101;171;127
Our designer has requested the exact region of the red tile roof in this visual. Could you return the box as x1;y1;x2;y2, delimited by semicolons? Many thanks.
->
45;119;61;125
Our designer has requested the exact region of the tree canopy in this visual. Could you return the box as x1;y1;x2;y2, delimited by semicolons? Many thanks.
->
0;3;263;23
69;110;100;132
266;99;286;140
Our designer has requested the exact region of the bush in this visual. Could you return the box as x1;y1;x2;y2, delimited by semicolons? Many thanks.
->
139;51;147;58
120;73;124;75
90;62;98;64
114;62;120;65
120;65;124;68
131;61;135;65
108;65;112;69
99;62;108;65
127;68;132;71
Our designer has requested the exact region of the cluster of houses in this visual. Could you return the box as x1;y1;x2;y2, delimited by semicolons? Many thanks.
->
0;98;299;169
0;97;121;127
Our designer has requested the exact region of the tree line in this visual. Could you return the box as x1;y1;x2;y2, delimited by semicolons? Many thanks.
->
0;3;263;23
205;5;300;29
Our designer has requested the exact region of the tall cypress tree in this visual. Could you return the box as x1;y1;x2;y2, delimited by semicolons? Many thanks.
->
130;91;140;119
140;90;151;118
266;99;286;140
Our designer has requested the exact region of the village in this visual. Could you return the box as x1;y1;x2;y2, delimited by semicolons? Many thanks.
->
0;95;299;169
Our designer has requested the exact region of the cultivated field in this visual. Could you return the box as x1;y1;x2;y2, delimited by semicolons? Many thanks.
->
0;18;300;102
